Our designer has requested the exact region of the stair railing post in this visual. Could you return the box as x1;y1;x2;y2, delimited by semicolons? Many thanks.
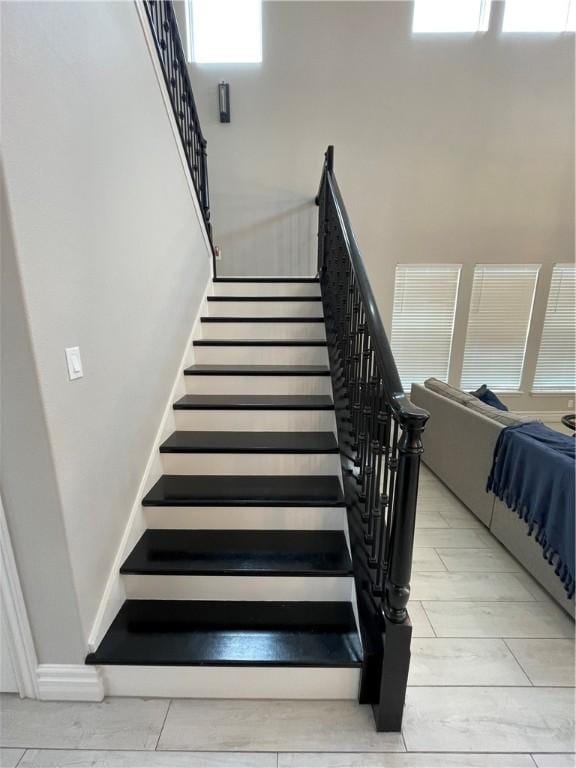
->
384;414;425;623
316;146;334;277
374;411;426;731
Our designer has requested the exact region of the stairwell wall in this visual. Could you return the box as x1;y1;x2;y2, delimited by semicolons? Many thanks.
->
1;0;212;655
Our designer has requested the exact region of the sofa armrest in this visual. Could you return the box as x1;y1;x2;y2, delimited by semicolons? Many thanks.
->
410;383;502;527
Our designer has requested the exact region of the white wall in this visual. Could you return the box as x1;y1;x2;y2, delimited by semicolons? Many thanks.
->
189;0;574;410
1;0;212;654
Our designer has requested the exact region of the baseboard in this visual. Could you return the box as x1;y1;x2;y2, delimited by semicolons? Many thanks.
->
87;280;211;654
37;665;104;701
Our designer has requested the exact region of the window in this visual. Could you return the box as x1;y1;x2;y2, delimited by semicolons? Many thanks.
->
460;265;540;391
190;0;262;64
532;264;576;393
391;265;461;391
412;0;491;33
502;0;576;33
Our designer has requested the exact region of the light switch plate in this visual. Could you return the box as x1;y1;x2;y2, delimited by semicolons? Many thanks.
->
65;346;83;380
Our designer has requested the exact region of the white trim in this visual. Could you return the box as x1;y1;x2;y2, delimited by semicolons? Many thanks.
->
99;665;361;699
123;574;354;601
133;0;213;265
36;665;104;702
87;283;211;653
0;496;39;698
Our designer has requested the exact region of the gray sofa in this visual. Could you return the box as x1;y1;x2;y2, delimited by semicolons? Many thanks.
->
411;379;574;617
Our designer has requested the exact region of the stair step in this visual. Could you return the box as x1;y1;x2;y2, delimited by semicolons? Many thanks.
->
185;365;330;376
174;395;334;411
86;600;362;667
213;277;319;283
159;431;339;454
201;317;324;323
193;339;327;347
121;530;352;577
208;296;322;302
142;475;345;507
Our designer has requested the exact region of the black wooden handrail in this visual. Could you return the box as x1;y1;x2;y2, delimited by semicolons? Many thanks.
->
325;172;428;429
316;145;428;732
144;0;214;262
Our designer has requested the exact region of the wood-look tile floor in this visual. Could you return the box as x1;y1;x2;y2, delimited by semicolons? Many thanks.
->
1;466;574;768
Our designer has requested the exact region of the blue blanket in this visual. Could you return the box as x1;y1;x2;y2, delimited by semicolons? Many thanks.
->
487;422;575;599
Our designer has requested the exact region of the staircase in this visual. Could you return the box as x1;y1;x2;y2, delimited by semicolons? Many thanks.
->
87;276;364;699
91;3;429;730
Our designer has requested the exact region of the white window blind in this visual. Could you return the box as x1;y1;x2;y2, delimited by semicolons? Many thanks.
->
391;265;461;391
460;265;540;391
532;264;576;393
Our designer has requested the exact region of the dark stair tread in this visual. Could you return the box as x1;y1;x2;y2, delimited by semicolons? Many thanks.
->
207;296;322;302
121;530;353;576
142;475;345;507
86;600;362;667
174;395;334;411
213;277;319;283
185;365;330;376
193;339;327;347
159;431;339;454
201;317;324;323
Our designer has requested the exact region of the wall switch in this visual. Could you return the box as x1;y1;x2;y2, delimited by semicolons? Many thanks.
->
569;399;574;409
65;347;83;380
214;245;222;261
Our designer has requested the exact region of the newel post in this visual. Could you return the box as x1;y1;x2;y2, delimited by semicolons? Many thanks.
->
375;411;427;732
384;413;426;623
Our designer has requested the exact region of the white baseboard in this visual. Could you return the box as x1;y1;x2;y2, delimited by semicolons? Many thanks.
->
37;665;104;701
87;281;211;654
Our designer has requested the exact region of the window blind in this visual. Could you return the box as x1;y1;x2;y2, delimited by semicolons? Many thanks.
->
460;264;540;391
391;265;461;391
532;264;576;393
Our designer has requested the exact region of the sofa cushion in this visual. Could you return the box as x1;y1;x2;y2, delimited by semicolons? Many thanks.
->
424;378;475;406
465;398;535;427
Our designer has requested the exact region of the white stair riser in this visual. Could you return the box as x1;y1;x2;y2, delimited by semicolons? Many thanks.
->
123;574;354;602
174;410;337;432
143;506;348;531
100;666;361;699
193;346;329;366
185;376;332;395
201;322;326;341
206;301;323;317
160;453;341;476
212;283;321;298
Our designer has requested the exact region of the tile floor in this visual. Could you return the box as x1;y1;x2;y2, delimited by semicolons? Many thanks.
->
1;465;574;768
